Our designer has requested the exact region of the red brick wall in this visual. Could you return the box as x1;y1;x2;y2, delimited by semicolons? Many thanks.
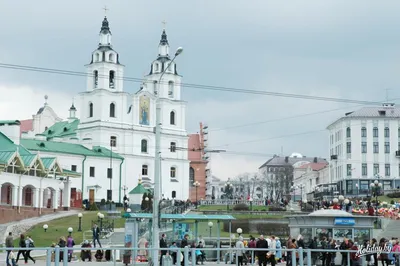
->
189;162;207;202
0;206;59;224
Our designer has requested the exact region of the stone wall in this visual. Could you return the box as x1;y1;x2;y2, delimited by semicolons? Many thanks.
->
0;206;58;224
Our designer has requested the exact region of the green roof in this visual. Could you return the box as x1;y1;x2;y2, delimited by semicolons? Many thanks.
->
123;213;236;220
0;132;30;155
20;154;37;166
61;169;81;177
128;183;149;194
20;139;124;159
0;120;21;126
0;151;16;164
42;119;79;139
41;157;56;169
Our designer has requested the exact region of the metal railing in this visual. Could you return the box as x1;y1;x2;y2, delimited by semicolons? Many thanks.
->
199;199;266;206
2;246;397;266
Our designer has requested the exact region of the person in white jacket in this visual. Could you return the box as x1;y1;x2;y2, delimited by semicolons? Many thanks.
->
235;236;245;266
269;236;277;266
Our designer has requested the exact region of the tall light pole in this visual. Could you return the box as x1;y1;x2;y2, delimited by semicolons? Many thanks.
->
194;181;200;209
370;180;382;218
152;46;183;263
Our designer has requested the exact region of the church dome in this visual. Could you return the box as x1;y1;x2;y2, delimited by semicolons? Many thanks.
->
290;152;303;158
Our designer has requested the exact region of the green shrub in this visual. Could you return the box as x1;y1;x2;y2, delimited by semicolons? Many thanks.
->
233;203;249;211
89;203;99;211
100;199;106;206
391;200;395;204
387;192;400;198
269;206;285;211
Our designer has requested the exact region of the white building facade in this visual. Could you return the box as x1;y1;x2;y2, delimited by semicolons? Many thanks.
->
327;103;400;196
21;17;190;202
293;162;329;201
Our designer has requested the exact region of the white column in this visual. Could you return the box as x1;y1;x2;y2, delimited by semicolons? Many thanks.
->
0;186;2;205
52;189;59;210
32;188;39;208
17;186;23;207
11;186;18;207
63;178;71;210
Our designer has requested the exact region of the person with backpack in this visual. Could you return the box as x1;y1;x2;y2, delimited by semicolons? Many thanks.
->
24;235;36;264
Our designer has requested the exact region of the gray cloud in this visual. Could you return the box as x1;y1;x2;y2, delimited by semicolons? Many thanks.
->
1;0;400;179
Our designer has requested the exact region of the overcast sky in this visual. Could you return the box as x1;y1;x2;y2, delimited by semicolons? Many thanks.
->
1;1;400;180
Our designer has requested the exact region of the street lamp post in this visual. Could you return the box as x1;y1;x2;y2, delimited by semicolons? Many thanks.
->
194;181;200;209
355;183;359;198
338;195;344;210
249;198;253;211
68;227;73;237
78;213;83;232
152;47;183;263
225;182;233;211
43;224;48;232
208;221;213;239
145;197;150;212
236;228;243;237
370;180;382;218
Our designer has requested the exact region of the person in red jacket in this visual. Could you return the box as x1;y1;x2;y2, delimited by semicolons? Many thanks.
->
349;241;361;266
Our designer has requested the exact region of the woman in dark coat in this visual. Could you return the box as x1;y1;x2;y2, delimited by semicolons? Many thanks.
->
15;234;26;263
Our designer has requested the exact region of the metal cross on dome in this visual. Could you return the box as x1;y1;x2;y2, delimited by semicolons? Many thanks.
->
103;6;109;16
162;20;167;29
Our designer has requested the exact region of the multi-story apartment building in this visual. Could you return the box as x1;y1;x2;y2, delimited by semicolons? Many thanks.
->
327;103;400;196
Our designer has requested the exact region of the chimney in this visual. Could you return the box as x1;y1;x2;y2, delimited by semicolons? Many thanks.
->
285;156;289;163
0;120;21;145
313;157;318;163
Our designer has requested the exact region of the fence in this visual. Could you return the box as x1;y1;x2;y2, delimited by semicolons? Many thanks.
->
199;199;265;206
2;246;397;266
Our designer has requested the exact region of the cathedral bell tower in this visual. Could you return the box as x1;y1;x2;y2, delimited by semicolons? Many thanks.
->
144;26;182;100
85;16;125;92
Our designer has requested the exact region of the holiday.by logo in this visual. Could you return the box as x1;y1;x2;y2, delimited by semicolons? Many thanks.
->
355;244;391;258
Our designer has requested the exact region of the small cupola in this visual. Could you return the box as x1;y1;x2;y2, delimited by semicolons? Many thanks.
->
69;103;77;120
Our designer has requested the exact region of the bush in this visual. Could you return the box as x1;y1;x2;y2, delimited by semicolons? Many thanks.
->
233;203;249;211
89;203;99;211
387;192;400;198
391;200;395;204
100;199;106;206
269;206;285;211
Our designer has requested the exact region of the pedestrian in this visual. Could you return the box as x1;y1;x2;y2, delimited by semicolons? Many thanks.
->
236;236;245;266
256;235;268;266
5;232;14;266
92;223;102;248
24;235;36;264
15;234;26;264
159;233;167;266
67;235;76;262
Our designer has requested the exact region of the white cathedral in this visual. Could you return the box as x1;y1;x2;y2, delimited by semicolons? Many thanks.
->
20;17;190;203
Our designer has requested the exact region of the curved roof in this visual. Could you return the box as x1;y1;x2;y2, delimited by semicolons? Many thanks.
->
308;209;353;217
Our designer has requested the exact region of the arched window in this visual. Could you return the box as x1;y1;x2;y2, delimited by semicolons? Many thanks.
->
155;63;159;72
170;167;176;178
189;167;195;186
109;103;115;117
142;165;148;176
361;127;367;137
170;111;175;125
373;127;379;137
109;70;115;88
93;70;98;88
89;102;93;117
110;136;117;147
109;53;114;62
384;127;390;138
168;81;174;97
95;53;100;62
153;81;158;95
346;127;351;138
141;139;148;153
24;187;33;206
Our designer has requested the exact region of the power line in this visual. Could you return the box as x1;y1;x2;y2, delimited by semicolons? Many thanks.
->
0;62;389;105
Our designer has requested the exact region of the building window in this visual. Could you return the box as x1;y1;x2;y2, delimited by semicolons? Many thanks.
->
109;70;115;88
168;81;174;97
373;127;378;137
361;127;367;137
93;70;98;88
170;167;176;178
141;139;148;153
384;127;390;138
142;165;148;176
346;142;351;154
89;102;93;117
170;111;175;125
399;164;400;176
362;164;367;176
170;142;176;152
90;167;95;177
153;81;158;95
373;142;379;153
361;142;367;153
109;53;114;62
189;167;195;186
385;164;390;176
373;164;379;175
347;164;352;176
346;127;351;138
398;127;400;138
385;142;390;153
109;103;115;117
107;168;112;179
110;136;117;147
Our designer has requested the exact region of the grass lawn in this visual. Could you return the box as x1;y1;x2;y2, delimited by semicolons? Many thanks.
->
377;195;400;203
198;205;268;211
14;211;125;248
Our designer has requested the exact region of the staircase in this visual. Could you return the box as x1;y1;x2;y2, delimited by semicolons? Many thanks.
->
376;219;400;239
